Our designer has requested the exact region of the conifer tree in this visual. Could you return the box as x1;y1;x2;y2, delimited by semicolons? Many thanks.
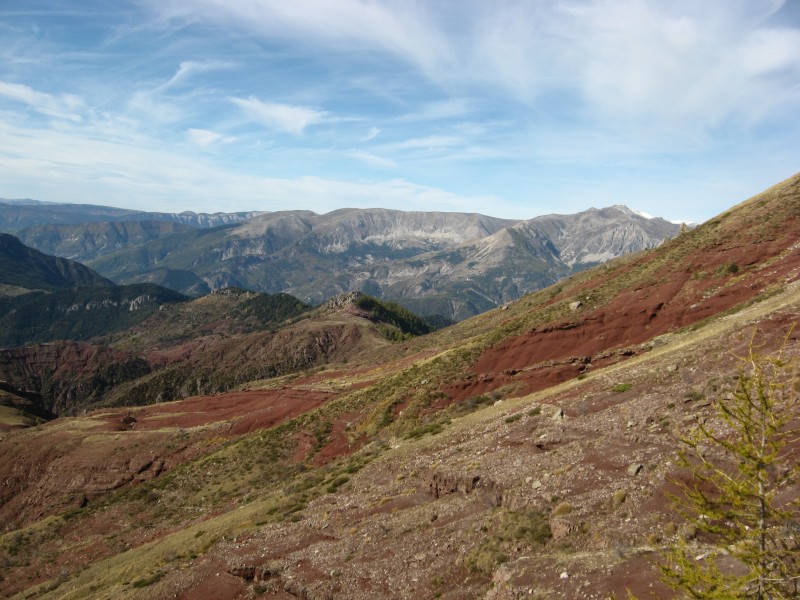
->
659;340;799;599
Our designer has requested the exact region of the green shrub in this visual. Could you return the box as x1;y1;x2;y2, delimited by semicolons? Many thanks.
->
131;571;164;588
465;509;551;574
465;539;507;574
326;476;349;494
552;501;573;516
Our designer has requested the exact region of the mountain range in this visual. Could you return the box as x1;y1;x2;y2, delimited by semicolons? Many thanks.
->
3;201;681;321
0;199;261;230
0;174;798;599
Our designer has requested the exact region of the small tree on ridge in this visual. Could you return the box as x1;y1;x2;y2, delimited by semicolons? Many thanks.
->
659;337;800;599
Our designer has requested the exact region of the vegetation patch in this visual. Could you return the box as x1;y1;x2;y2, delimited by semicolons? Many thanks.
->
405;420;449;439
131;571;165;588
465;508;551;574
354;294;433;337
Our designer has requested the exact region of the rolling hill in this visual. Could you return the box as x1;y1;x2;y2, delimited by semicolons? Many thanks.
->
0;173;798;599
0;234;189;348
0;232;112;294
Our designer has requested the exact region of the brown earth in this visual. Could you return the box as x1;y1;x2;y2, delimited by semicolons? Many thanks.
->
452;181;800;402
2;174;800;599
179;294;799;600
0;383;341;534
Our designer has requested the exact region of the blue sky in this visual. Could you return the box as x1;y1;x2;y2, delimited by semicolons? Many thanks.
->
1;0;798;222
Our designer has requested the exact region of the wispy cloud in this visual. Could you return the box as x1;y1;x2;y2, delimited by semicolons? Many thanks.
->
148;0;455;86
390;135;463;151
560;0;800;128
0;113;502;215
148;0;800;130
394;98;474;123
128;60;236;124
346;150;396;168
156;60;235;93
0;81;84;121
361;126;380;142
229;96;326;134
1;1;798;223
187;128;236;147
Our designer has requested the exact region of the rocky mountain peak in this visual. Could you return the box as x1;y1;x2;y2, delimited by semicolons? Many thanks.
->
322;291;366;312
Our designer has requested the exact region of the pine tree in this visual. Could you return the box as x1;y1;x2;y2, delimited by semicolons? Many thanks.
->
659;339;800;599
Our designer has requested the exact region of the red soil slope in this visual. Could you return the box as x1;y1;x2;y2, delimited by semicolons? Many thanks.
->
452;180;800;400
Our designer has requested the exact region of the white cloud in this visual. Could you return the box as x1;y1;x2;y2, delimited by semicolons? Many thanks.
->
157;60;235;92
0;113;507;215
187;128;236;147
229;96;326;134
0;81;84;121
346;150;396;168
127;60;236;125
148;0;454;85
148;0;800;131
361;126;380;142
391;135;463;151
739;27;800;76
395;98;474;123
128;90;184;123
556;0;800;128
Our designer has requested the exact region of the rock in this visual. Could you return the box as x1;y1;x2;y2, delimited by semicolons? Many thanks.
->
550;518;580;540
560;571;569;579
569;301;582;311
666;364;679;373
627;463;644;476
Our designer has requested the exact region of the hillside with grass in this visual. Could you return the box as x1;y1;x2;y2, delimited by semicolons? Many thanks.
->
0;289;435;417
0;173;798;599
0;233;112;293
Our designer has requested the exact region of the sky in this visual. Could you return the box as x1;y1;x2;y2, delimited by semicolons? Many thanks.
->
1;1;799;223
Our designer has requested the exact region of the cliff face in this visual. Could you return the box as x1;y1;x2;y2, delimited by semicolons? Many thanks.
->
528;205;679;266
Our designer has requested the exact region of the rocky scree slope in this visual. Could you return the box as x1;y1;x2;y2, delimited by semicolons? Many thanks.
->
0;174;798;599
